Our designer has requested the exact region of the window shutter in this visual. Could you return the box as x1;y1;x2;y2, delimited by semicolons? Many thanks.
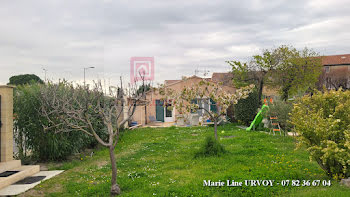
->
210;98;217;113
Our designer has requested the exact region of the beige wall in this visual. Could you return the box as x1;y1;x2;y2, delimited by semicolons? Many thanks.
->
0;85;14;162
131;91;161;124
132;105;146;125
262;86;279;97
318;65;350;89
132;77;237;125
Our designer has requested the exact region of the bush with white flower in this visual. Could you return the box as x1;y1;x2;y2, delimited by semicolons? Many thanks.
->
160;79;253;140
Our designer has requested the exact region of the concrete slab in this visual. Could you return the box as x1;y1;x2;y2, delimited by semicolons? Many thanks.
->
0;165;40;189
0;160;21;173
0;170;64;196
144;122;175;128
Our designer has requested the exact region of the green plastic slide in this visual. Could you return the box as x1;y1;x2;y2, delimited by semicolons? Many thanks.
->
246;105;269;131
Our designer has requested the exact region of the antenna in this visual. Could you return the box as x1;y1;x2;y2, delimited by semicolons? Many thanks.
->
203;68;210;76
194;68;210;77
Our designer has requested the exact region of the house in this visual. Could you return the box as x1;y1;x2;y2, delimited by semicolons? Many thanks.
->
318;54;350;90
131;73;275;126
131;75;237;125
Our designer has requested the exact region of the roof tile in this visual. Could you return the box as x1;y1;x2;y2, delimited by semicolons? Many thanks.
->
322;54;350;65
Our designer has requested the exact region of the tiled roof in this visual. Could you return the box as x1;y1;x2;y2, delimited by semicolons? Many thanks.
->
211;72;234;86
322;54;350;66
164;80;181;85
164;76;203;87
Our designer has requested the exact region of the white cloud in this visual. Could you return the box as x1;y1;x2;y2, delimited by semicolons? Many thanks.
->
0;0;349;85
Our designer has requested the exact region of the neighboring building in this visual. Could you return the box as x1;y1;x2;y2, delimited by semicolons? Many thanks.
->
209;54;350;93
319;54;350;90
211;72;235;86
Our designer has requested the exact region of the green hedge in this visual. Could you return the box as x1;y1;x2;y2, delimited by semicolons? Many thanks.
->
14;83;107;161
234;90;259;126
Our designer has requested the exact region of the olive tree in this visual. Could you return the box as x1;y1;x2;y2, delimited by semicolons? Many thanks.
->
39;80;143;196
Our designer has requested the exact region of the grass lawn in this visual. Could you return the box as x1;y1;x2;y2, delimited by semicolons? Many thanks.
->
21;124;350;196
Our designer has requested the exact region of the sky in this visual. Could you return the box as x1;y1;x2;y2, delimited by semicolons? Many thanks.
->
1;0;350;86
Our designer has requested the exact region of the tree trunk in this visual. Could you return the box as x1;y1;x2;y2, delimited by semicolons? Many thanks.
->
109;145;121;196
282;83;291;101
257;79;264;106
143;80;147;125
214;120;218;140
144;105;147;125
282;76;295;101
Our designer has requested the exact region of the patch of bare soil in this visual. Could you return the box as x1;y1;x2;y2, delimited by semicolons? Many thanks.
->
96;160;108;168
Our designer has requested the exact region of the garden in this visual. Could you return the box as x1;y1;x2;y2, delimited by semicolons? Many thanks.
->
12;81;350;196
10;45;350;196
18;124;350;196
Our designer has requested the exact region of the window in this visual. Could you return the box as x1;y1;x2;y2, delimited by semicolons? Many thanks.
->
197;99;203;116
165;100;172;117
191;98;216;115
191;99;197;113
325;66;330;73
203;99;209;113
191;99;205;116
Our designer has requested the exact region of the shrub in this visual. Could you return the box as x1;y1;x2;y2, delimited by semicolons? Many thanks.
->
195;136;226;157
266;99;293;132
8;74;44;85
226;104;235;123
13;83;107;161
234;90;259;126
289;89;350;180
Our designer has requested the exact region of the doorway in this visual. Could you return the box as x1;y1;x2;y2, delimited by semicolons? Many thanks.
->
155;99;174;122
155;100;164;122
164;102;174;122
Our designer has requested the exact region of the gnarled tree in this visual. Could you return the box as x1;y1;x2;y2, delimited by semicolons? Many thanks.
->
39;80;143;196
